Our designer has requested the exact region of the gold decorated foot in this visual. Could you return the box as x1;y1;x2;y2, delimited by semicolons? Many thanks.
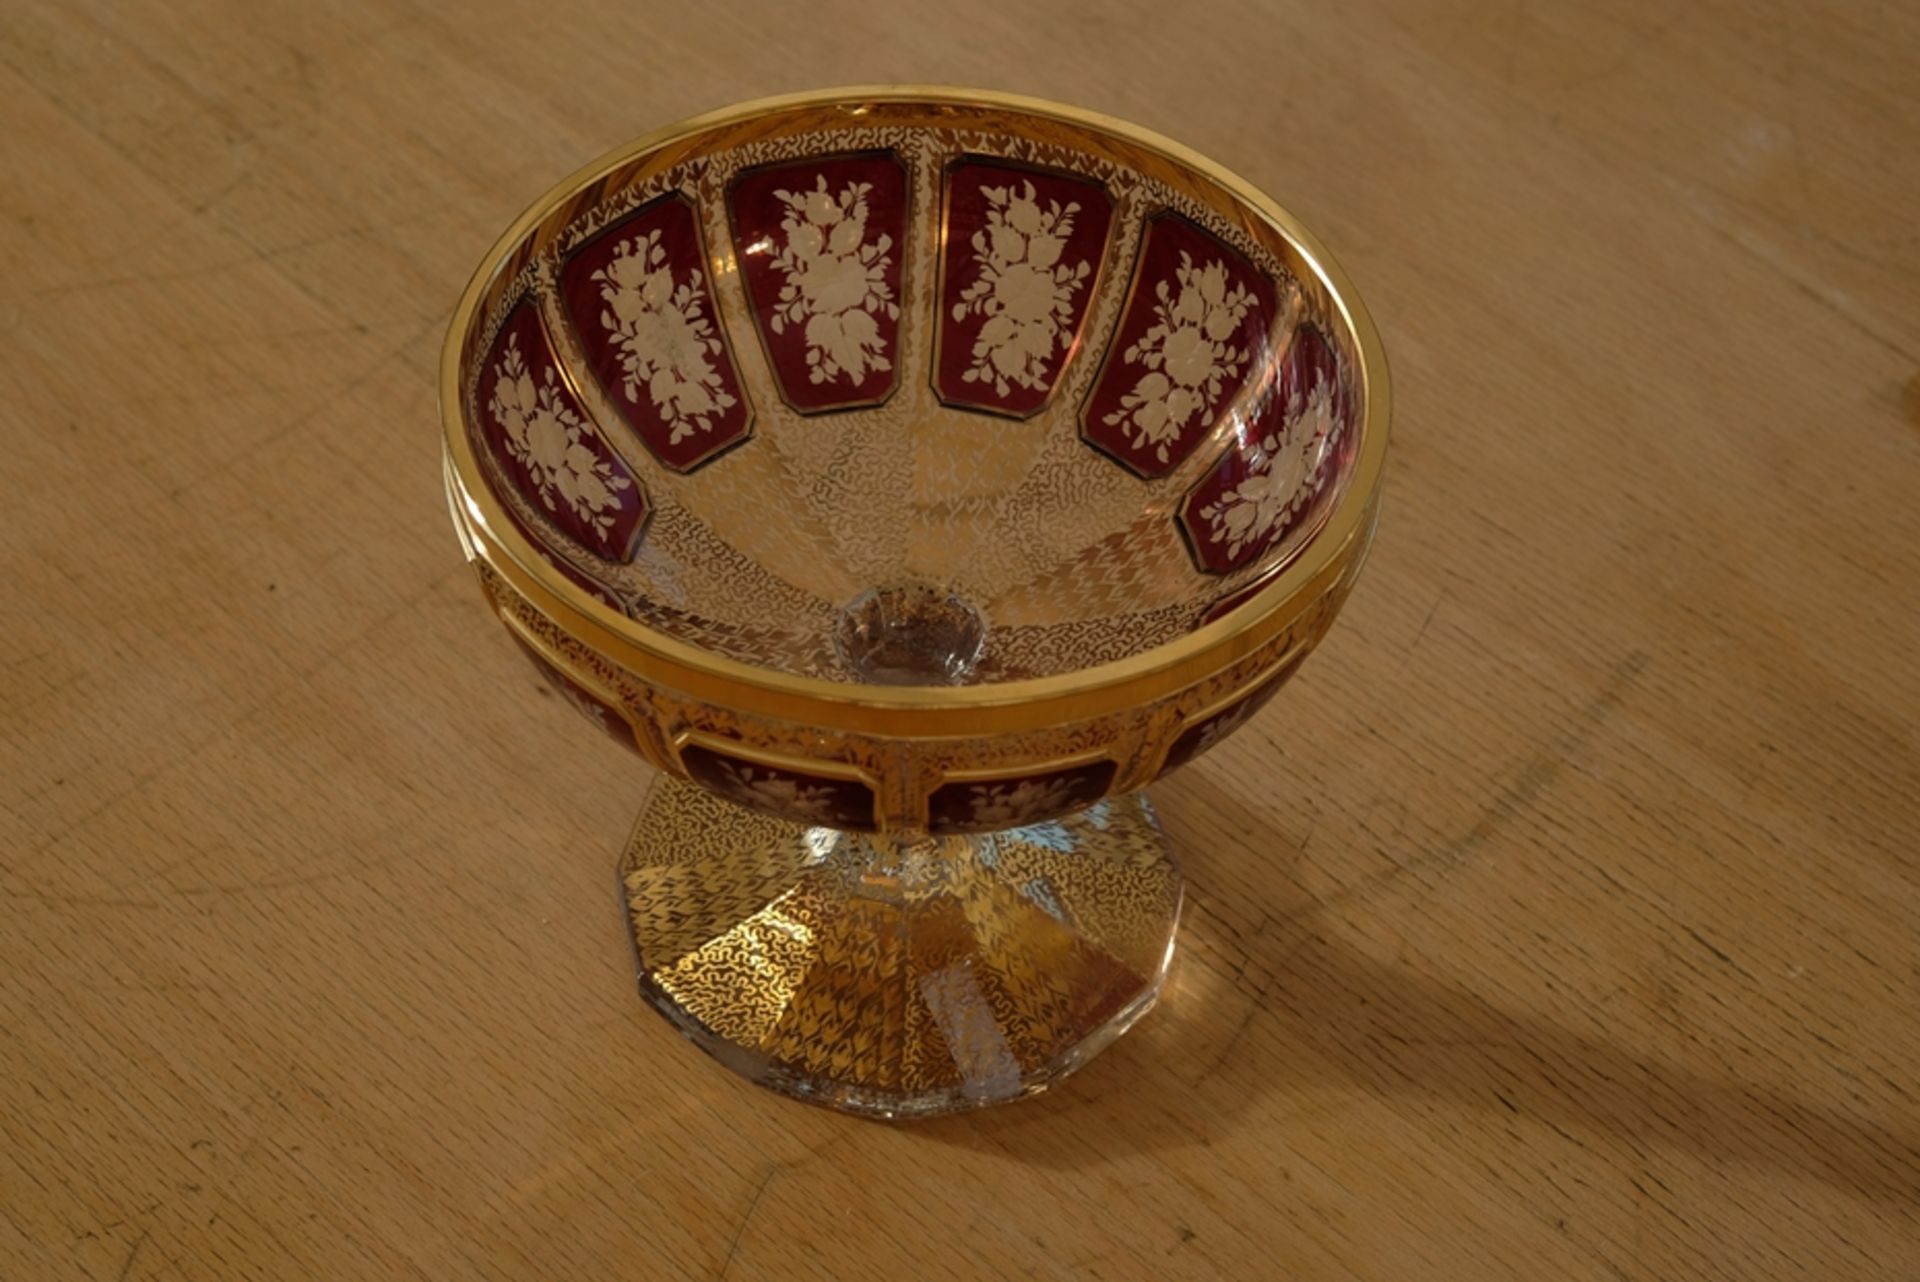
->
620;776;1182;1119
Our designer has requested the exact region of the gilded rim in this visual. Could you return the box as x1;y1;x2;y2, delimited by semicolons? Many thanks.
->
440;85;1391;738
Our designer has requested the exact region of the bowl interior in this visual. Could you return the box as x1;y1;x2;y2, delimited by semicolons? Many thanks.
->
454;94;1371;686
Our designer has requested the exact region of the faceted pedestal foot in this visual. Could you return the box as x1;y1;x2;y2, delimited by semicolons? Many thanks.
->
618;777;1183;1119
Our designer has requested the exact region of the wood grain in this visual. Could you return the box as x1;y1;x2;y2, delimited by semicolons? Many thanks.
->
3;1;1916;1278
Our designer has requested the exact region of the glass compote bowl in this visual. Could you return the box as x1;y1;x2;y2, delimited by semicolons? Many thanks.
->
440;88;1389;1118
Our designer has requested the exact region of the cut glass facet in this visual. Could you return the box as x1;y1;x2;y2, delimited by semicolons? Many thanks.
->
622;777;1181;1117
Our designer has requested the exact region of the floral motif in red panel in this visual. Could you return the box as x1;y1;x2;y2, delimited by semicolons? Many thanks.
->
1081;212;1280;477
559;194;752;471
478;303;649;563
1160;655;1305;776
493;488;628;610
728;152;908;413
934;159;1113;417
1178;326;1353;575
680;743;878;831
925;759;1117;835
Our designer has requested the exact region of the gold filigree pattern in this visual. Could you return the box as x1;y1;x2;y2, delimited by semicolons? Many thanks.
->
620;776;1179;1117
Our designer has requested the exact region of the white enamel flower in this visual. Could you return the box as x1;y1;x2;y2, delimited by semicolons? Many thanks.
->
1104;252;1255;462
966;776;1081;827
592;229;738;444
714;761;843;824
950;180;1093;397
766;176;899;386
1199;376;1338;560
488;333;632;538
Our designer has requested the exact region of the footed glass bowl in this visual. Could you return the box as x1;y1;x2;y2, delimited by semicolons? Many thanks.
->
440;87;1389;1117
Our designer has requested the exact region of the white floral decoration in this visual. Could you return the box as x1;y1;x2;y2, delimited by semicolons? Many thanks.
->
1198;376;1338;561
714;761;843;824
1104;252;1255;462
488;333;632;539
765;176;899;386
966;776;1081;827
949;180;1092;397
592;229;737;444
1192;700;1261;759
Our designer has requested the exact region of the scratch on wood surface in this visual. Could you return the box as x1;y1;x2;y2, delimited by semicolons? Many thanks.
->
1449;649;1651;855
115;1226;149;1281
1318;648;1653;919
1193;1003;1262;1085
1396;590;1446;678
9;557;466;868
716;1166;780;1281
163;318;435;504
1668;179;1920;367
714;1130;853;1280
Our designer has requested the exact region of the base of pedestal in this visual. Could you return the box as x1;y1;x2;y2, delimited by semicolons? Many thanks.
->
617;777;1183;1119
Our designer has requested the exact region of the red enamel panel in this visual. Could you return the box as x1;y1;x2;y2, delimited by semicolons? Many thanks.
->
493;489;627;611
680;742;878;831
925;759;1117;835
559;194;753;471
477;302;649;564
1178;326;1354;575
1198;566;1285;627
1159;655;1306;776
511;636;641;754
1081;213;1281;477
934;159;1113;417
728;152;908;413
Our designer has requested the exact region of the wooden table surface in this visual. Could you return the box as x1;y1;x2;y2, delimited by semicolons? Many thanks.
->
4;1;1917;1278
